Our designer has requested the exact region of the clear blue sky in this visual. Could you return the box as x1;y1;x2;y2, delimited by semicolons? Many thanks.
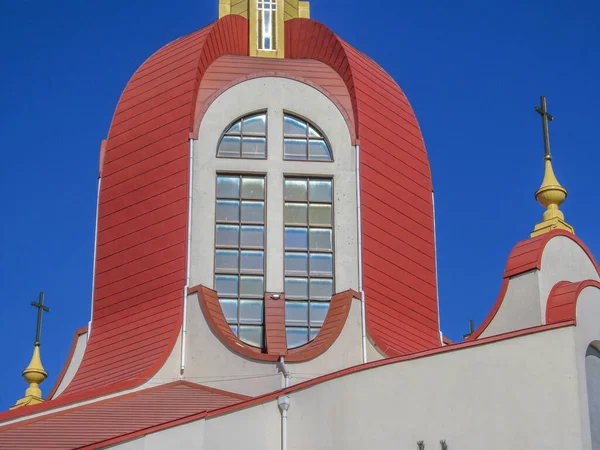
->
1;0;599;409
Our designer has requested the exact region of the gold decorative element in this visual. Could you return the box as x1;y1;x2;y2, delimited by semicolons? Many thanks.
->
219;0;310;58
530;156;574;237
530;96;574;237
298;1;310;18
219;0;232;18
12;292;51;409
11;344;48;409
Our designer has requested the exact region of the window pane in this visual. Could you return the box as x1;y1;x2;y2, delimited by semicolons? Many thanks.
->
217;136;241;158
215;275;238;297
285;227;308;250
285;252;308;277
241;201;264;223
309;229;332;251
230;325;238;336
308;126;321;138
216;200;240;222
240;225;264;248
310;302;329;326
240;276;264;298
286;327;309;348
308;180;332;203
219;299;238;323
309;140;331;161
285;179;307;202
226;121;241;134
284;115;307;136
310;278;333;301
215;250;239;273
216;176;240;198
309;204;332;227
310;253;333;277
241;177;265;200
239;326;263;347
240;300;264;325
284;139;307;160
216;225;239;247
242;137;266;159
285;301;308;326
285;277;308;300
240;250;264;274
284;203;308;226
243;114;266;135
309;328;320;340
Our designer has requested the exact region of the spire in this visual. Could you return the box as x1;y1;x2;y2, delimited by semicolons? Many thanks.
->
218;0;311;58
11;292;50;409
530;96;575;238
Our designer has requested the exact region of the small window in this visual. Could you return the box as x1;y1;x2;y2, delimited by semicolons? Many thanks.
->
283;114;332;161
284;177;334;348
215;174;266;348
257;1;277;51
217;113;267;159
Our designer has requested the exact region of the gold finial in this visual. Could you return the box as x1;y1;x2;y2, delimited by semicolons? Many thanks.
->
530;96;575;238
11;292;50;409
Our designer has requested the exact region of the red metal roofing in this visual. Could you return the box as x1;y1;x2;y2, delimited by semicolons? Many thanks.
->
44;14;441;407
469;230;600;340
546;280;600;325
0;381;247;450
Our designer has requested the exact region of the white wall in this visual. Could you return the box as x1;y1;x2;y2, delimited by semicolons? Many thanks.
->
586;344;600;450
108;326;583;450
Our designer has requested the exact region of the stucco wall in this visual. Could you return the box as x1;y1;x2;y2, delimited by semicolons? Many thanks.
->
182;292;364;396
586;344;600;450
574;287;600;450
482;235;600;339
111;326;583;450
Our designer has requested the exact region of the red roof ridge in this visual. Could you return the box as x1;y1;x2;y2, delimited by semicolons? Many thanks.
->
546;279;600;325
47;326;88;400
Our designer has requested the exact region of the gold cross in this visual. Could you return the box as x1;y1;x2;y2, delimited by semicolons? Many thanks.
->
31;292;50;345
535;96;554;160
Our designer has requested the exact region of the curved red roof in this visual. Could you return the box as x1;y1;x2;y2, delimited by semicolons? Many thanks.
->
45;14;439;406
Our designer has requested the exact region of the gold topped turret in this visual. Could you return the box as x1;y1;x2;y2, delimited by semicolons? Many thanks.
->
219;0;310;59
11;292;50;409
530;96;574;238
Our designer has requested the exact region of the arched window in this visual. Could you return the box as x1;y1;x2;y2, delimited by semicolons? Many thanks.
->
586;343;600;449
217;113;267;159
213;110;335;349
283;114;333;161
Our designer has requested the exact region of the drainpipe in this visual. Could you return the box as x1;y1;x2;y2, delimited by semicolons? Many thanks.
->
278;357;290;450
88;153;103;341
356;144;367;363
181;138;194;374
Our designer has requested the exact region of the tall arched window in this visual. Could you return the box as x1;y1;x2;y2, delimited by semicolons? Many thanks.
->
212;110;335;349
586;343;600;449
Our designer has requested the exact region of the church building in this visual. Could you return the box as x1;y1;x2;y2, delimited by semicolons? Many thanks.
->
0;1;599;448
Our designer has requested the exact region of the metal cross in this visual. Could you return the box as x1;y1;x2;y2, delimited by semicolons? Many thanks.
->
31;292;50;345
535;96;554;160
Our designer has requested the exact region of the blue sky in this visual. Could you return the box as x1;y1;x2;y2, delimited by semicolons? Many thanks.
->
1;0;599;409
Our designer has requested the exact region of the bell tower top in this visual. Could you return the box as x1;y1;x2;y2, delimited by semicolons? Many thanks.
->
218;0;310;58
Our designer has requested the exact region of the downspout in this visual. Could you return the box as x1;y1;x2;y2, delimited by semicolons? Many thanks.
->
88;141;105;341
88;177;101;341
356;144;367;363
278;357;291;450
432;191;442;345
181;138;194;374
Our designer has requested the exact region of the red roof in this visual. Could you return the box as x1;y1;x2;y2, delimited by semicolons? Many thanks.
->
0;381;247;450
40;14;439;408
